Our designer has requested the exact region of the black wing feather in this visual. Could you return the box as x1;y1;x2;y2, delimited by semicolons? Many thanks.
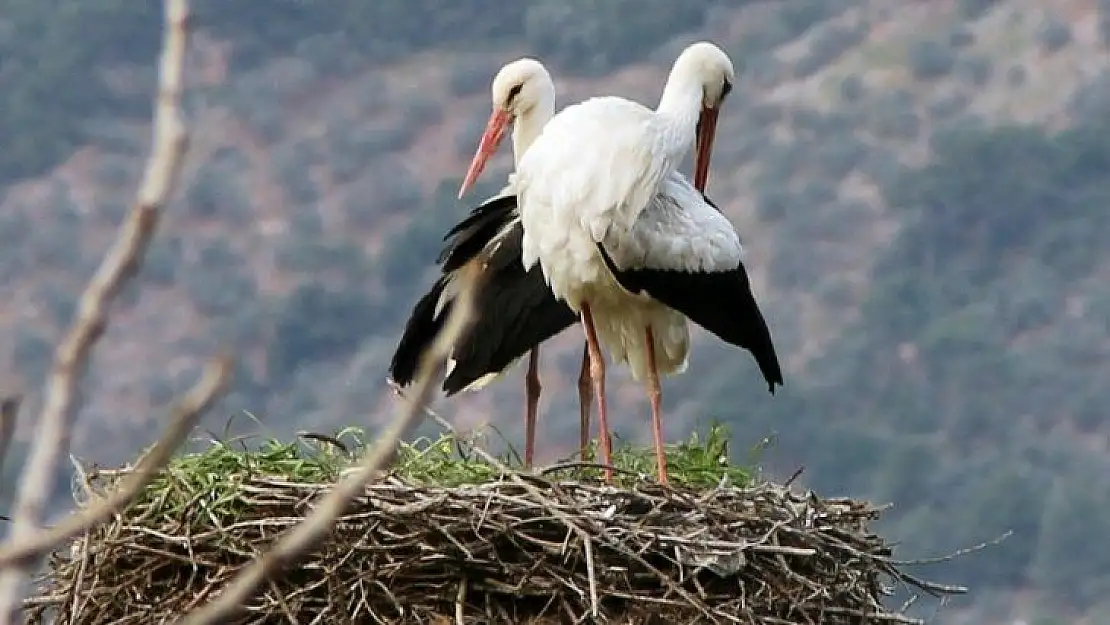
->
388;275;450;386
594;241;784;394
389;193;576;394
443;225;577;395
437;194;518;273
390;193;520;385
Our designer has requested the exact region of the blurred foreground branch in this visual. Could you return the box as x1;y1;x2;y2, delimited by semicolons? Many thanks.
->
0;357;231;570
0;0;193;620
178;263;483;625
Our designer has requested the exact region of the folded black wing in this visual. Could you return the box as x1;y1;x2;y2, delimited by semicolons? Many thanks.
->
594;241;783;394
390;192;577;394
443;224;577;395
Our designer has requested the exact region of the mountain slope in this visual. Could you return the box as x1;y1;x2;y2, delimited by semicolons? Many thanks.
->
2;1;1110;622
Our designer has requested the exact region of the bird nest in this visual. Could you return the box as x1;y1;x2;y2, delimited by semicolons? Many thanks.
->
24;431;964;624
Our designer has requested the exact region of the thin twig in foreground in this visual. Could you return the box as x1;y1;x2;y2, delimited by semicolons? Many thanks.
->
0;356;232;569
177;264;483;625
0;396;21;483
0;0;191;619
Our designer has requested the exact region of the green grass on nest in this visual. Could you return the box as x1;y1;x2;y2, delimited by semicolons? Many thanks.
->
124;422;766;516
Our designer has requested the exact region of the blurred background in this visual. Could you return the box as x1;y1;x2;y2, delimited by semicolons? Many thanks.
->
0;0;1107;622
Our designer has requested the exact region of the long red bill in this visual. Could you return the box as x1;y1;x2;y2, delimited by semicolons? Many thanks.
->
458;109;512;199
693;106;719;193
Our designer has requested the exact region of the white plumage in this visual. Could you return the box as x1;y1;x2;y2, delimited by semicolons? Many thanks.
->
517;115;677;379
516;45;733;375
510;41;738;484
605;174;743;275
416;45;779;487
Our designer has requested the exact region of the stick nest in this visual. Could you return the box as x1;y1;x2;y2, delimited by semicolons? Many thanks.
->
25;431;962;624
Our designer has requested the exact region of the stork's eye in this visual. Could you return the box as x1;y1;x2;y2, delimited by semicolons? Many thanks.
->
507;84;523;104
720;79;733;100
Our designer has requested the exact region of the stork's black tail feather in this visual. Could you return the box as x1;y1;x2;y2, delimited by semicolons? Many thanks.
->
595;242;784;394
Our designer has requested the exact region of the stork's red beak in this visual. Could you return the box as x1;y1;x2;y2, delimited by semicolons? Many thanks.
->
458;109;512;199
693;105;720;193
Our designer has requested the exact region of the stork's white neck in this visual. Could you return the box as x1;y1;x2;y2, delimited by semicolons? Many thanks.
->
511;91;556;167
653;72;704;166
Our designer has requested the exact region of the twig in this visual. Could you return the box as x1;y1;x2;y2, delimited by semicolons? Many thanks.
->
889;530;1012;567
583;534;598;619
454;578;466;625
0;396;21;483
0;0;191;619
0;357;231;569
538;461;642;480
269;578;301;625
783;466;804;488
176;263;483;625
891;571;968;597
66;533;90;621
297;432;351;457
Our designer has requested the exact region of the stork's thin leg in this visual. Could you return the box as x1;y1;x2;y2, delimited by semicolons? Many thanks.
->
576;340;593;462
523;347;541;468
580;304;613;482
644;326;669;486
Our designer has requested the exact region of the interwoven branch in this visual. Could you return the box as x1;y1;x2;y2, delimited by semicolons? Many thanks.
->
25;464;965;624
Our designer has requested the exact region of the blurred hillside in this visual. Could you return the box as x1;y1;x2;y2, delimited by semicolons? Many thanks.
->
2;0;1110;622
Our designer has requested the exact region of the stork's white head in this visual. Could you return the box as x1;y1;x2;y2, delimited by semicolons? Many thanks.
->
672;41;735;110
665;42;736;192
490;58;554;119
458;58;555;199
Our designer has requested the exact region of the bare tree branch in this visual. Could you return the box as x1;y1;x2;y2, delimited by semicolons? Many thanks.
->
0;396;21;485
0;0;192;618
178;264;483;625
0;356;231;569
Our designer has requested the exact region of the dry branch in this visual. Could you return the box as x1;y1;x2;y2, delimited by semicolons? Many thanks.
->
0;0;192;618
0;396;20;483
0;357;231;570
176;263;483;625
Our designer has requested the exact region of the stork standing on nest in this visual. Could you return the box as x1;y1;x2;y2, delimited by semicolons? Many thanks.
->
388;59;585;467
391;57;724;468
457;42;783;485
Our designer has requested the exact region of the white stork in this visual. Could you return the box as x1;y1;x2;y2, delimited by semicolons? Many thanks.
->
389;59;590;467
391;57;720;469
456;41;784;485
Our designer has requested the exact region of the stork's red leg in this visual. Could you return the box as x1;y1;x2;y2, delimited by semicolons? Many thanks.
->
580;304;613;482
523;347;541;468
644;326;669;485
576;340;593;462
